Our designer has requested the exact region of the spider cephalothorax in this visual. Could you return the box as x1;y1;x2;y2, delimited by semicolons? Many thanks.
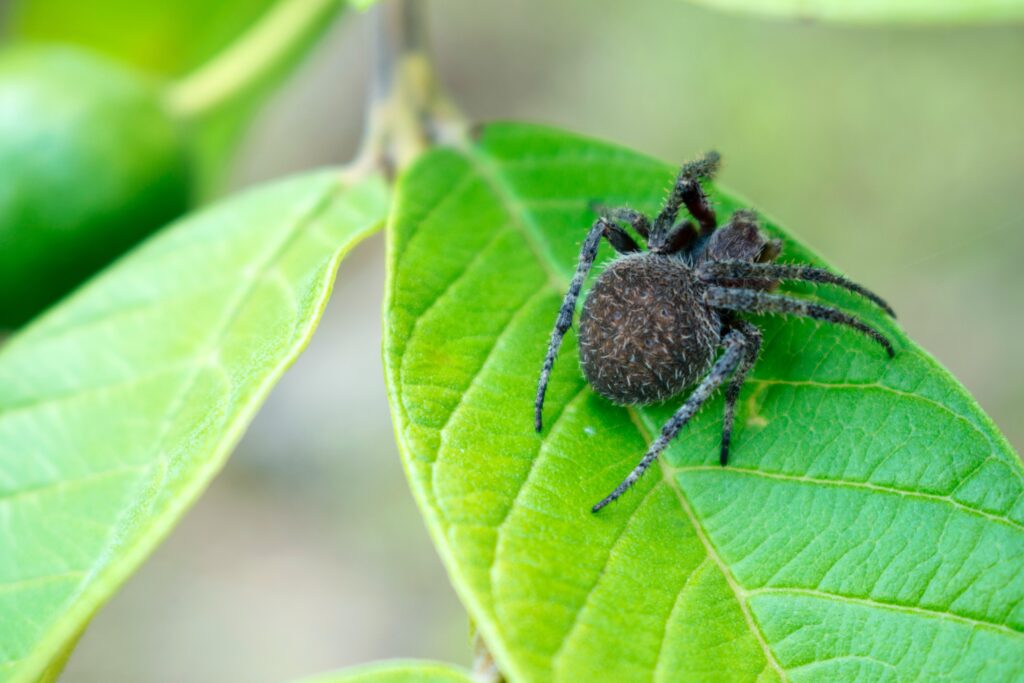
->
534;152;895;513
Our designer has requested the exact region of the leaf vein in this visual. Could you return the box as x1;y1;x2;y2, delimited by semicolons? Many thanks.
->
749;587;1023;638
674;465;1024;533
630;408;789;682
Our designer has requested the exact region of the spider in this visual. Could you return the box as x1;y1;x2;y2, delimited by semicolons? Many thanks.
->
533;152;896;513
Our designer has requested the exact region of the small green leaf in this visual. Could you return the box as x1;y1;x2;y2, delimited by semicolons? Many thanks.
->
163;0;349;195
677;0;1024;24
0;169;389;682
5;0;279;76
7;0;350;195
297;660;473;683
384;123;1024;682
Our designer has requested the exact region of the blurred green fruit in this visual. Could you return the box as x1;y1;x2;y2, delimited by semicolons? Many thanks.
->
0;45;191;328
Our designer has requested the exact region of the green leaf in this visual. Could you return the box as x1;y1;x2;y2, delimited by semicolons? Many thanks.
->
0;169;389;682
676;0;1024;24
297;660;473;683
384;123;1024;682
0;45;192;328
5;0;280;76
6;0;350;195
163;0;349;196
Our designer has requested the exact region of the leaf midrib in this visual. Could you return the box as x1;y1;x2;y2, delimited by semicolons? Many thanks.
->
461;144;789;680
6;175;356;682
84;180;345;524
458;139;1024;680
385;129;1024;683
466;139;1024;512
638;409;789;681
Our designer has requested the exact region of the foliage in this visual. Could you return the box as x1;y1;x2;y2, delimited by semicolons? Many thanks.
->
0;171;388;683
678;0;1024;23
6;0;279;76
384;123;1024;682
8;0;350;194
0;1;348;325
0;45;190;326
161;0;350;196
0;0;1021;680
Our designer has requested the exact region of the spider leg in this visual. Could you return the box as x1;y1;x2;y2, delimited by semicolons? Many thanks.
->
698;260;895;317
600;206;651;240
705;286;895;357
535;217;633;432
592;328;749;513
720;319;761;466
662;220;699;255
651;152;721;247
602;222;643;254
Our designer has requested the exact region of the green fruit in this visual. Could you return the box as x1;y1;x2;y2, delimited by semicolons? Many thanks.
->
0;45;191;328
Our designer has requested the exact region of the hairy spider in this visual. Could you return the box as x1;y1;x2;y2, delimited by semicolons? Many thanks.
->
533;152;896;513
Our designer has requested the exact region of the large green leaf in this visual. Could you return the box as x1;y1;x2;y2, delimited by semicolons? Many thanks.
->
298;660;473;683
677;0;1024;23
384;123;1024;682
0;169;389;682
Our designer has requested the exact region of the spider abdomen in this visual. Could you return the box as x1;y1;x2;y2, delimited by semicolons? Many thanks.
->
534;153;895;513
578;253;721;405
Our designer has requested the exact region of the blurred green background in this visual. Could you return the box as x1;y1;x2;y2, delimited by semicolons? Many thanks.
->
3;0;1022;680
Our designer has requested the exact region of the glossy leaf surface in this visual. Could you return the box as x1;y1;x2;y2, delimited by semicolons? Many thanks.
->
384;123;1024;682
0;170;389;682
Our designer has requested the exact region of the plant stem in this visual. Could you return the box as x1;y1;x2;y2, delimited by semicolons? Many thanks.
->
472;631;506;683
352;0;466;177
166;0;345;120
